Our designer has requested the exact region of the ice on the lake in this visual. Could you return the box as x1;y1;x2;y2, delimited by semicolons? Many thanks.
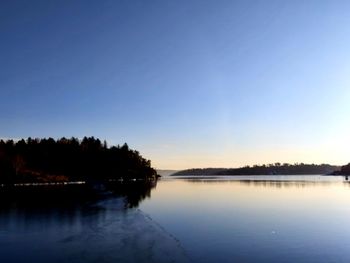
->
55;198;191;263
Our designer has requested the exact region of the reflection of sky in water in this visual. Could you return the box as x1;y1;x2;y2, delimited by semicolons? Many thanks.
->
1;176;350;263
140;176;350;263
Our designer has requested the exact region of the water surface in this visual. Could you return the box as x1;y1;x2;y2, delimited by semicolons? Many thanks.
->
140;175;350;263
1;175;350;262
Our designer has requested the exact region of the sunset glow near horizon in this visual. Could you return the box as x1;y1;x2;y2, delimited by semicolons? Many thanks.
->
1;1;350;169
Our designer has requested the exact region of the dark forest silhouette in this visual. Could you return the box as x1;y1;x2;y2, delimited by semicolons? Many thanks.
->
0;137;157;185
332;163;350;175
173;163;340;176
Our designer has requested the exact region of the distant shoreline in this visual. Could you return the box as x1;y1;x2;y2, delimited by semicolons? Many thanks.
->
171;164;340;176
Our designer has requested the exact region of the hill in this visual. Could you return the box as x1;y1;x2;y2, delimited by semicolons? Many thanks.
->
172;163;340;176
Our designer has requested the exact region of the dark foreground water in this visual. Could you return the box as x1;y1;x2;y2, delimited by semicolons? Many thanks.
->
1;175;350;262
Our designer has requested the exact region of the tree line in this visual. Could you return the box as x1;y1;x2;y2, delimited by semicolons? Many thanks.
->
332;163;350;175
173;163;340;176
0;137;157;184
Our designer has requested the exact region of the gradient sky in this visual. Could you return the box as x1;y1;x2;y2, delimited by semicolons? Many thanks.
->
1;0;350;169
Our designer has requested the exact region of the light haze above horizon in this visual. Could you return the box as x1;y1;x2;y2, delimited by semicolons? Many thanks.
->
1;1;350;169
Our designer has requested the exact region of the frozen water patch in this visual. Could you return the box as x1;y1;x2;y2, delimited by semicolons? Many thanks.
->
56;198;192;263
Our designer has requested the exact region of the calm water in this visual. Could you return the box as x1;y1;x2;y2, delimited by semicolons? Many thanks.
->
140;175;350;263
1;175;350;262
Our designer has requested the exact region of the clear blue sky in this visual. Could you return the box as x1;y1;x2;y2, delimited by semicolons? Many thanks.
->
1;0;350;169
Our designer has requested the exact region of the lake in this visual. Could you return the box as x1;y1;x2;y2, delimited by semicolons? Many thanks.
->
1;175;350;262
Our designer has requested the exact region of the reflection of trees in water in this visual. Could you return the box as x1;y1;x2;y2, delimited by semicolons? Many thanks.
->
0;180;158;227
239;179;350;188
107;180;158;208
0;201;109;229
238;180;334;188
182;178;350;188
0;185;106;227
0;179;157;211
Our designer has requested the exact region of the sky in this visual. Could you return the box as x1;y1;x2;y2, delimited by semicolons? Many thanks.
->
1;0;350;169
